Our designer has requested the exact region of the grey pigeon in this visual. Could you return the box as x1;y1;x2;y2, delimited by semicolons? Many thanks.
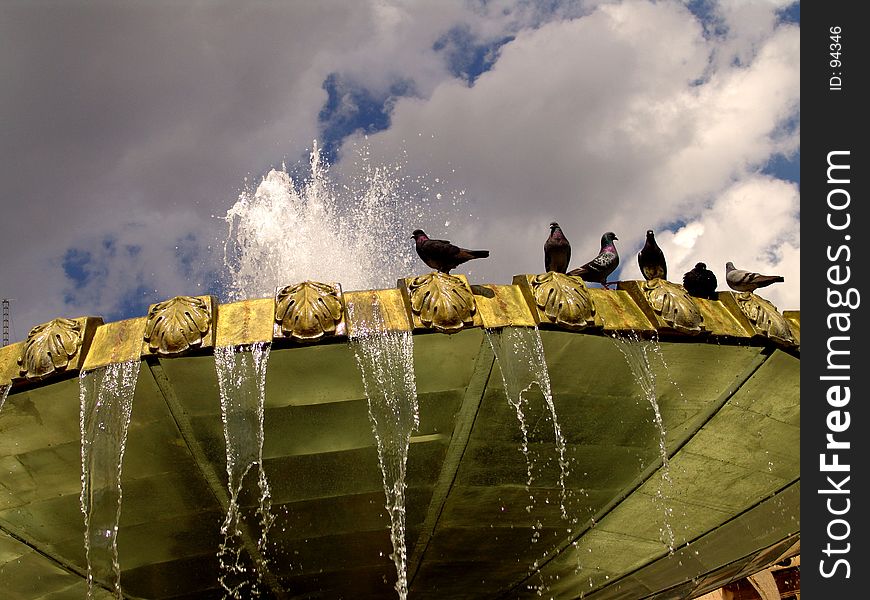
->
412;229;489;273
725;262;784;292
568;231;619;289
544;222;571;273
637;229;667;280
683;262;718;299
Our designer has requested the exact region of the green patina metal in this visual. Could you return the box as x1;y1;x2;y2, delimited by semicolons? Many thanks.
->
0;276;799;599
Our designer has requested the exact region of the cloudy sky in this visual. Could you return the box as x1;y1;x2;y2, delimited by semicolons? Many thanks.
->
0;0;799;342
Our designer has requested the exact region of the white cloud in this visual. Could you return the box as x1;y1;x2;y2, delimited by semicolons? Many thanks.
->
351;0;799;306
1;0;800;341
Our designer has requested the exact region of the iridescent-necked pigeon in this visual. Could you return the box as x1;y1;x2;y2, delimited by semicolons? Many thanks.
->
568;231;619;289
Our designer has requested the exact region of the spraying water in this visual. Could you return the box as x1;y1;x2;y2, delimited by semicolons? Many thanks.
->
79;360;141;599
347;298;419;599
611;332;675;553
0;383;8;413
222;140;463;300
214;342;275;599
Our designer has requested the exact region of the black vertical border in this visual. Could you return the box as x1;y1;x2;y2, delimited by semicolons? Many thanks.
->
803;2;867;597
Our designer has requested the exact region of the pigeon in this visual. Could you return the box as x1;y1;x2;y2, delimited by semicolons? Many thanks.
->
682;262;718;299
544;222;571;273
637;229;667;280
725;262;784;293
411;229;489;273
568;231;619;289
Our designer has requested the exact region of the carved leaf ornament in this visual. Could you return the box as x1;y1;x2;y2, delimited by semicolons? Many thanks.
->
18;318;83;379
530;272;595;329
736;292;795;345
643;279;703;334
408;272;476;333
275;281;344;341
144;296;212;355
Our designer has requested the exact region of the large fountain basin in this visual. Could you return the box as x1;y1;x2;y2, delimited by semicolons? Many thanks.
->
0;276;800;599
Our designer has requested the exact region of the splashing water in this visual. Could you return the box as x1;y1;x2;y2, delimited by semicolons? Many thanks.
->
214;342;275;599
347;298;419;599
612;332;675;553
79;360;141;599
223;140;463;300
485;327;571;546
0;383;9;413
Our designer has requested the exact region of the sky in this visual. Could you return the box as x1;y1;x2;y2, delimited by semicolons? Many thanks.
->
0;0;800;343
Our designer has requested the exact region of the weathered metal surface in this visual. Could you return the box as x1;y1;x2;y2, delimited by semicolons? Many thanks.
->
215;298;275;347
0;283;800;599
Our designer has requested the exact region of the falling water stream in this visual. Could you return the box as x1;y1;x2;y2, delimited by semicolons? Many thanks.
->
487;327;570;520
485;326;572;598
347;299;419;600
612;332;675;553
214;342;274;599
79;360;141;599
0;383;9;413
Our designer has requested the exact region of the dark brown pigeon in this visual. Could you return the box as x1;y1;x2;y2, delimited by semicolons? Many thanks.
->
544;222;571;273
568;231;619;289
412;229;489;273
725;262;784;292
683;262;718;299
637;229;667;280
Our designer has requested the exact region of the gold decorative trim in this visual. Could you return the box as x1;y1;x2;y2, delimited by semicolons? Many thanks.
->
735;292;796;346
406;271;477;333
642;279;704;335
275;281;344;342
529;272;596;330
144;296;214;355
18;318;83;380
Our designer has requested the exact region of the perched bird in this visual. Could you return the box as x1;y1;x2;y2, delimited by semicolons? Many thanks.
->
725;262;784;293
411;229;489;273
682;262;718;299
568;231;620;289
544;222;571;273
637;229;667;280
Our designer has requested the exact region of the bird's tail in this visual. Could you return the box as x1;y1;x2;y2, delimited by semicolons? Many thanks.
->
756;275;785;288
470;250;489;258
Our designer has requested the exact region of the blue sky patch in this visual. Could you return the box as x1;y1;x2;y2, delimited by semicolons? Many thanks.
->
62;248;96;289
777;2;799;25
108;283;152;323
433;25;514;85
318;73;416;164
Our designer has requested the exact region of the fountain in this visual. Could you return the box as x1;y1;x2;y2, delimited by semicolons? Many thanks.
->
347;299;419;600
214;342;274;598
0;150;801;599
79;360;140;599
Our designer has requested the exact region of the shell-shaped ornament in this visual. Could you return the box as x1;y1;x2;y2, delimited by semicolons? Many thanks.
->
736;292;796;345
18;318;83;379
643;279;703;334
275;281;344;341
530;272;595;329
408;271;476;333
144;296;213;355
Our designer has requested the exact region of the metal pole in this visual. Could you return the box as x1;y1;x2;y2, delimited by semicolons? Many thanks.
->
2;299;9;346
